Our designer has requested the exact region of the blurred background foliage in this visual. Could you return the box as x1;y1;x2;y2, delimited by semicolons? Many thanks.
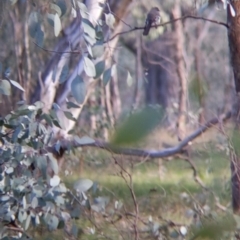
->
0;0;238;239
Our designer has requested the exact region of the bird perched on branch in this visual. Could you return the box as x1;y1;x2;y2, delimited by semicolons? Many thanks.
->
143;7;161;36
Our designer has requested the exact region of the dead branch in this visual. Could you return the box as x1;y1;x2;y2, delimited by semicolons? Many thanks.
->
50;111;231;159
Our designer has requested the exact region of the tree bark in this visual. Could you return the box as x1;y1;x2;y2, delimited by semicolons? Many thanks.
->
231;148;240;215
132;32;143;111
227;0;240;214
194;22;205;125
228;1;240;92
172;2;188;141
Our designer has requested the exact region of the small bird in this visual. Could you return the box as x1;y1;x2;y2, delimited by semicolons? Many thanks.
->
143;7;161;36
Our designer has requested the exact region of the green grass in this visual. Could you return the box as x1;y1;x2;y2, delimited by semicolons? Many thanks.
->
32;139;233;239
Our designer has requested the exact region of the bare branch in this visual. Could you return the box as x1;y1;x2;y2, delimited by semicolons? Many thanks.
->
51;111;231;159
114;156;139;239
105;15;229;43
32;41;84;55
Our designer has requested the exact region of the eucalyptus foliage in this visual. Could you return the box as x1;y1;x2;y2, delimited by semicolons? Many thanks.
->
0;0;110;238
0;99;97;238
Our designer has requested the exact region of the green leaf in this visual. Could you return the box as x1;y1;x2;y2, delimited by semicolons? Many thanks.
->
54;13;62;37
25;214;31;230
92;196;110;212
50;3;62;16
5;167;14;174
83;57;96;77
111;107;164;145
0;195;10;201
63;111;76;121
34;101;45;109
35;215;40;225
28;11;39;38
86;44;93;57
18;210;27;223
28;11;44;46
103;67;111;86
37;123;47;135
52;119;62;128
105;13;115;29
103;64;116;86
37;156;48;178
50;175;60;187
61;211;71;222
59;64;69;83
77;2;88;18
74;178;93;192
48;215;59;231
84;34;96;46
48;153;59;175
71;75;86;104
56;0;67;16
9;80;25;91
74;135;95;145
66;101;80;109
49;109;63;129
35;26;44;47
95;60;105;79
92;44;104;58
12;125;23;142
40;113;53;127
0;80;11;95
126;71;133;87
47;13;55;27
29;122;37;137
95;25;104;41
82;19;95;38
52;103;61;111
31;197;38;209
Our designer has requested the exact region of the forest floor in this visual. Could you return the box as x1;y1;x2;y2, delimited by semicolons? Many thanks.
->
35;127;234;239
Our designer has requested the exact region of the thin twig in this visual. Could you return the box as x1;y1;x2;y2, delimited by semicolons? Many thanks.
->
114;156;139;240
105;15;229;43
32;41;84;54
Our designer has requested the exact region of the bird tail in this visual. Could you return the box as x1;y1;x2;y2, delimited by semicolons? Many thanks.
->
143;23;151;36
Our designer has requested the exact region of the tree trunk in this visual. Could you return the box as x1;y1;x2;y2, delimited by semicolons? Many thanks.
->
172;2;187;141
194;22;205;125
231;147;240;215
228;1;240;92
132;32;143;111
143;34;176;110
227;0;240;214
97;0;133;139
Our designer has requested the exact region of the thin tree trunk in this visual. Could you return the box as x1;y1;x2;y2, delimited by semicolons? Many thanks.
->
194;22;205;125
23;1;32;102
99;1;133;139
111;68;122;120
9;9;24;103
230;142;240;215
173;2;187;141
132;32;142;111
